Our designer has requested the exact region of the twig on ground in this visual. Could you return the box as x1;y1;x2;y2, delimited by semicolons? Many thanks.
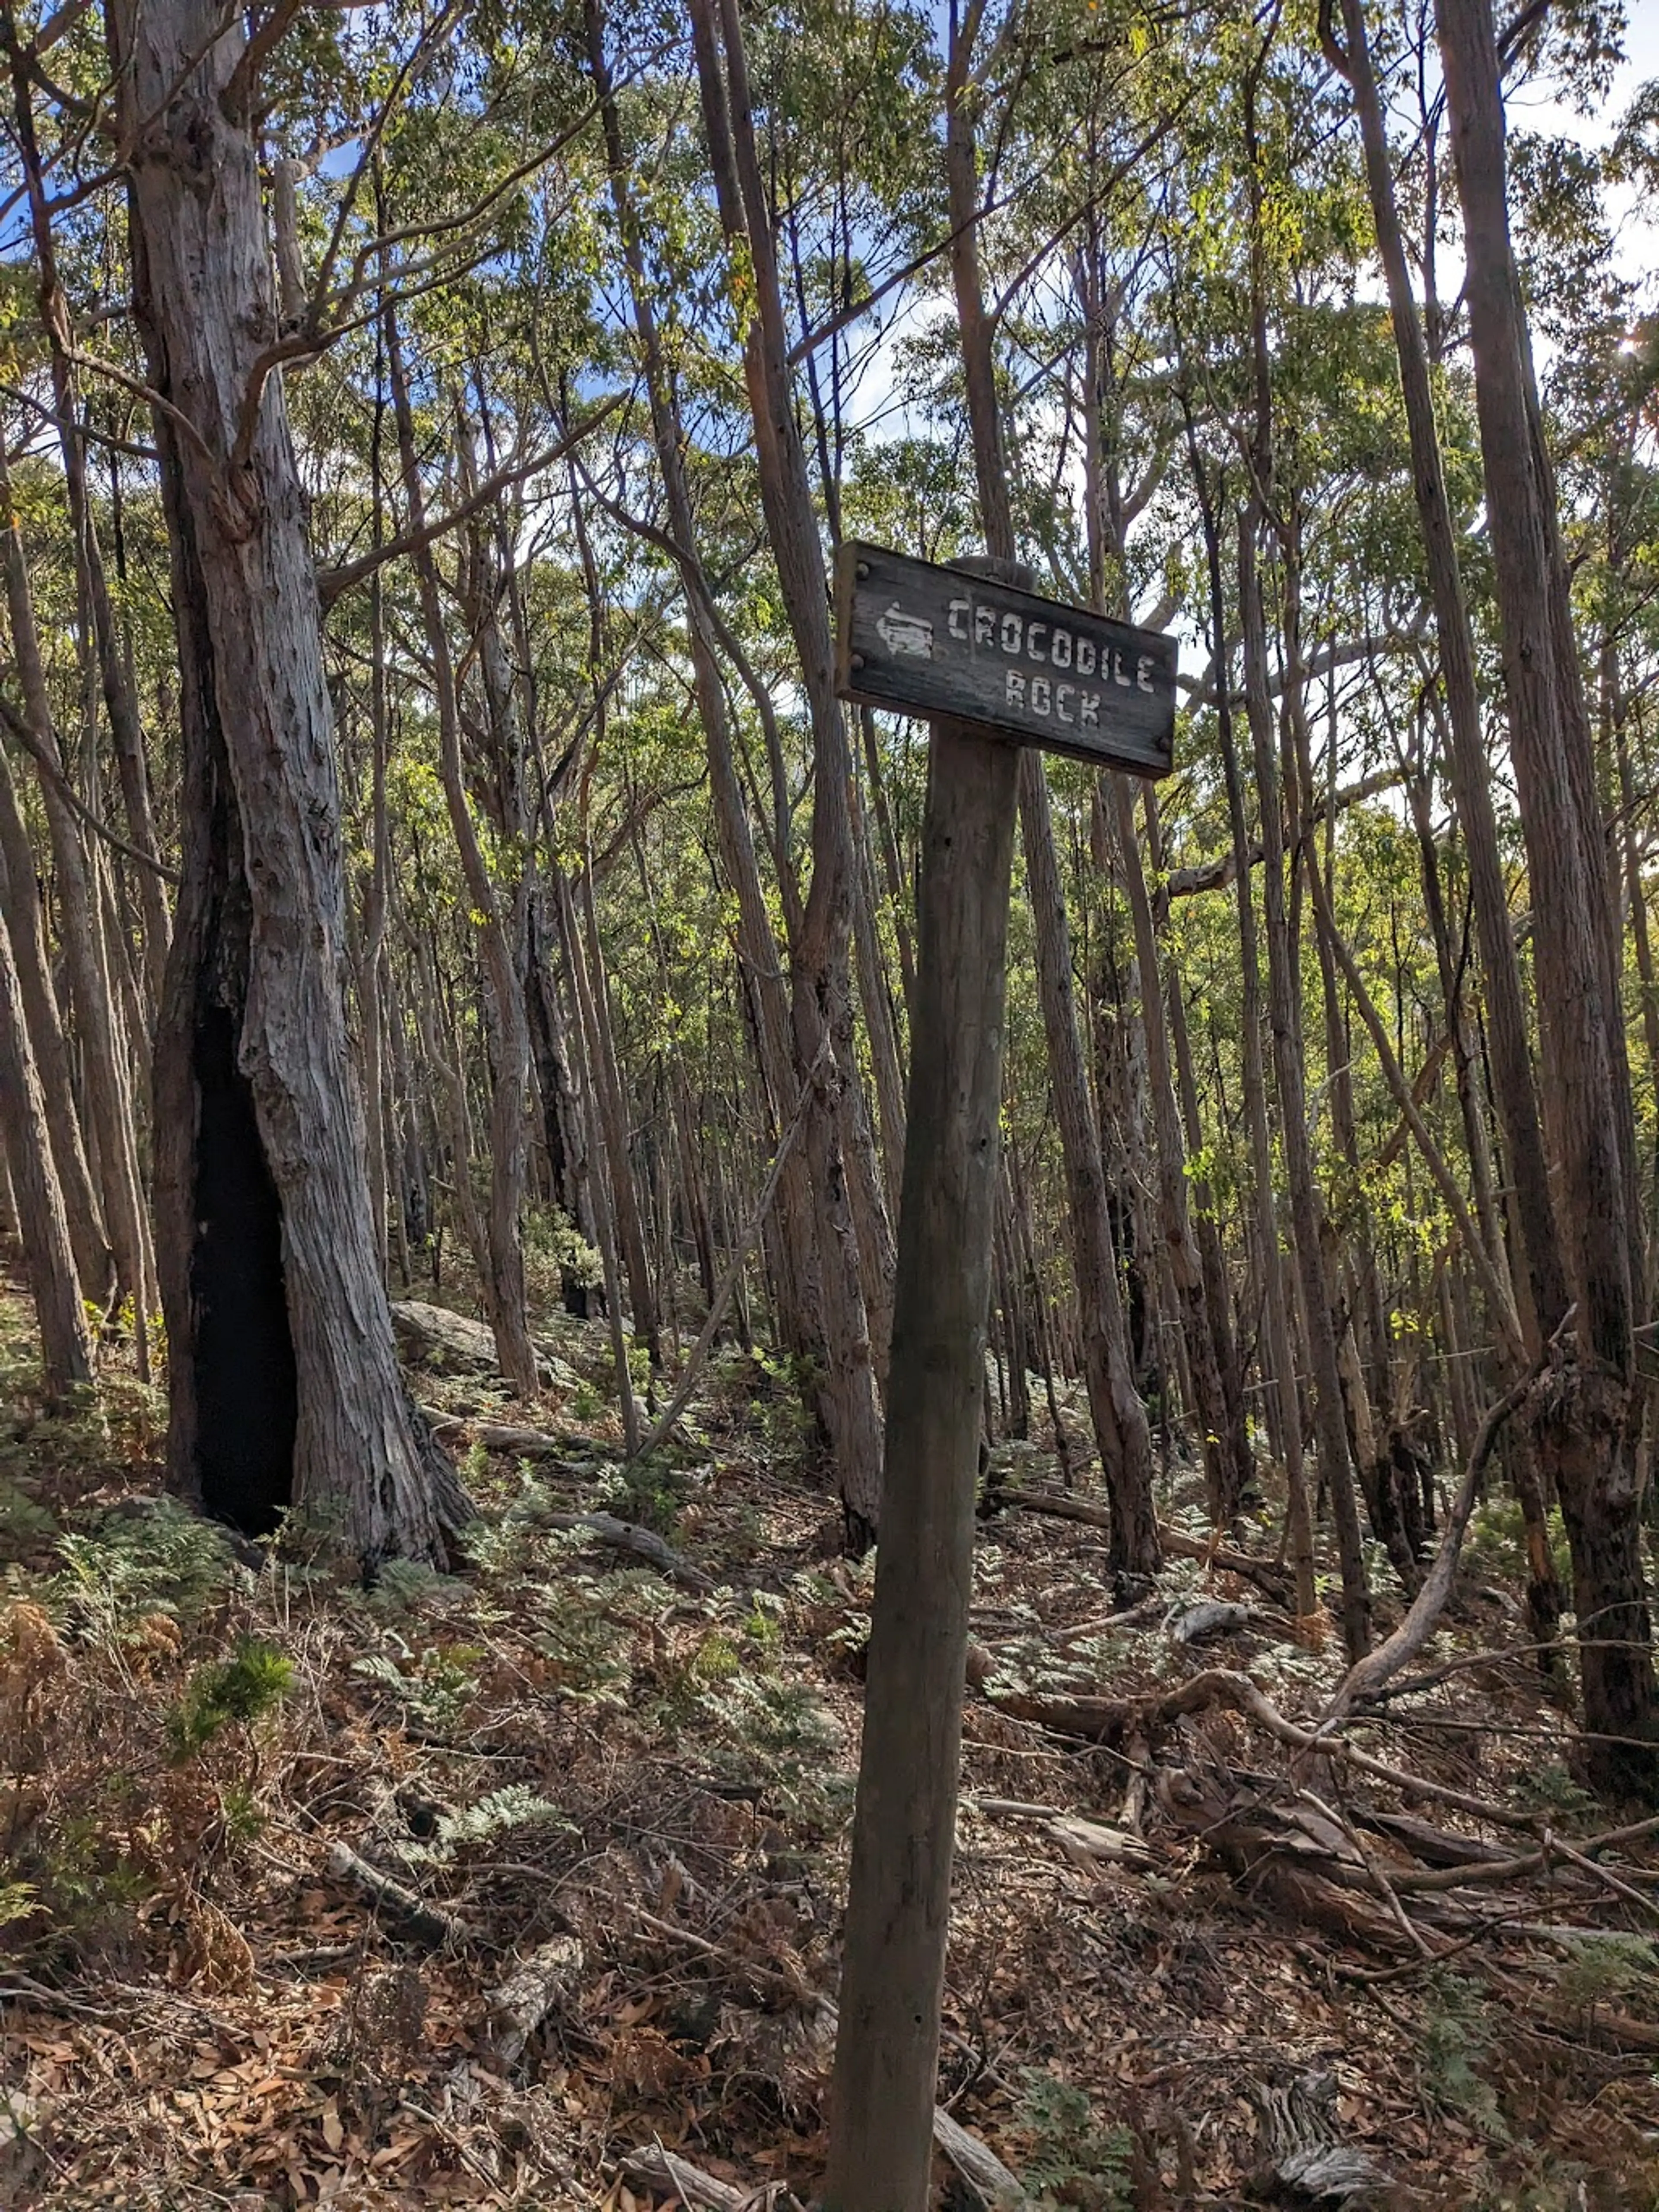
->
0;1975;117;2021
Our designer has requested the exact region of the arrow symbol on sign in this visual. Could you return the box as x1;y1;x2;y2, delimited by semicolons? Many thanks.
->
876;604;933;658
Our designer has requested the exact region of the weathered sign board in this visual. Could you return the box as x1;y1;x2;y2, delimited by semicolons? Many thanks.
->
833;538;1176;777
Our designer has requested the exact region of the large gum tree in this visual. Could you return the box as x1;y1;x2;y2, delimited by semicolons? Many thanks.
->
109;0;466;1561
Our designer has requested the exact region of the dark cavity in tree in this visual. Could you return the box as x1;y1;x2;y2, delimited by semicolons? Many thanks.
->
190;1003;297;1536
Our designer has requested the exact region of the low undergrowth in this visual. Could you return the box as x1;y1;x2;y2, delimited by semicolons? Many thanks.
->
3;1286;1659;2209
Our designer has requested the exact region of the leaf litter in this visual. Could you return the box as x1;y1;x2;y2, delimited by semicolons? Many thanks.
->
3;1286;1659;2208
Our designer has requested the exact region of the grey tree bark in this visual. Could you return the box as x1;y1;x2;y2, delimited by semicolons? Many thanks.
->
0;880;95;1402
1436;0;1657;1786
689;0;885;1545
943;0;1158;1578
823;718;1019;2212
115;0;465;1559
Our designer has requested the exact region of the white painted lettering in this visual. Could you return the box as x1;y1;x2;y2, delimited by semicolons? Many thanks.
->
1028;621;1048;662
1137;654;1156;694
1001;612;1023;655
1006;670;1027;707
948;597;970;640
1051;630;1072;669
1079;691;1100;726
1032;677;1052;715
1056;683;1074;723
1112;649;1131;687
1076;639;1096;676
975;605;996;646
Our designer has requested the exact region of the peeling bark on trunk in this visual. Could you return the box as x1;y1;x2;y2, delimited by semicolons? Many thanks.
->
117;0;464;1561
1436;0;1656;1788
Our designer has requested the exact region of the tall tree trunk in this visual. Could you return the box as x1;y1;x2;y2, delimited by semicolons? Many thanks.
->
0;442;153;1334
0;736;110;1301
690;0;884;1545
1436;0;1657;1786
1189;450;1318;1619
1334;0;1567;1354
1110;780;1241;1521
943;0;1157;1577
116;0;464;1559
1147;794;1253;1507
1239;511;1370;1658
6;42;172;1004
586;0;822;1369
0;885;95;1402
384;311;538;1397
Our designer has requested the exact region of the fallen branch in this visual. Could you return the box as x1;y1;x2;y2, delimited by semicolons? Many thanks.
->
932;2106;1025;2205
993;1486;1291;1604
0;1974;118;2021
1155;1523;1293;1606
972;1798;1154;1871
1325;1360;1538;1722
324;1842;467;1948
417;1407;625;1471
816;1997;1026;2205
620;2143;776;2209
620;2101;1023;2209
1546;1830;1659;1927
531;1508;714;1591
989;1665;1546;1829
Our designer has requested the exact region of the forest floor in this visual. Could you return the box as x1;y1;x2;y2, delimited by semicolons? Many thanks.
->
4;1276;1659;2210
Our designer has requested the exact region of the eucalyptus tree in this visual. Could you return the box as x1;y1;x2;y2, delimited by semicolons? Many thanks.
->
688;0;889;1547
1435;0;1658;1785
938;0;1162;1584
0;889;93;1403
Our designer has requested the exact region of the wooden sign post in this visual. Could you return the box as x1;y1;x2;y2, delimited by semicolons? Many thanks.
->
824;546;1175;2212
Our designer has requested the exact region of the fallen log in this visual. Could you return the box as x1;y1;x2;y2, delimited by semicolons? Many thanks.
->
394;1301;513;1372
931;2107;1025;2205
1248;2069;1390;2203
487;1933;584;2063
1172;1599;1253;1644
1352;1808;1504;1870
325;1842;466;1949
392;1302;576;1391
421;1411;620;1463
993;1487;1293;1606
973;1798;1154;1871
531;1507;713;1591
619;2143;753;2211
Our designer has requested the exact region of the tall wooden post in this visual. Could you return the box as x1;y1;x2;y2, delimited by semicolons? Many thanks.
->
824;611;1023;2210
825;541;1174;2210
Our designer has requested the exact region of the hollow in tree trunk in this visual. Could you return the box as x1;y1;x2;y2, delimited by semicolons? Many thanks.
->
115;0;467;1561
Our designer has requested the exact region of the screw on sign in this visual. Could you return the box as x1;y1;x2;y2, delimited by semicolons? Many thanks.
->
833;538;1177;778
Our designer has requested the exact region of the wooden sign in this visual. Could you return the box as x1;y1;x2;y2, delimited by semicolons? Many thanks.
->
833;539;1176;777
